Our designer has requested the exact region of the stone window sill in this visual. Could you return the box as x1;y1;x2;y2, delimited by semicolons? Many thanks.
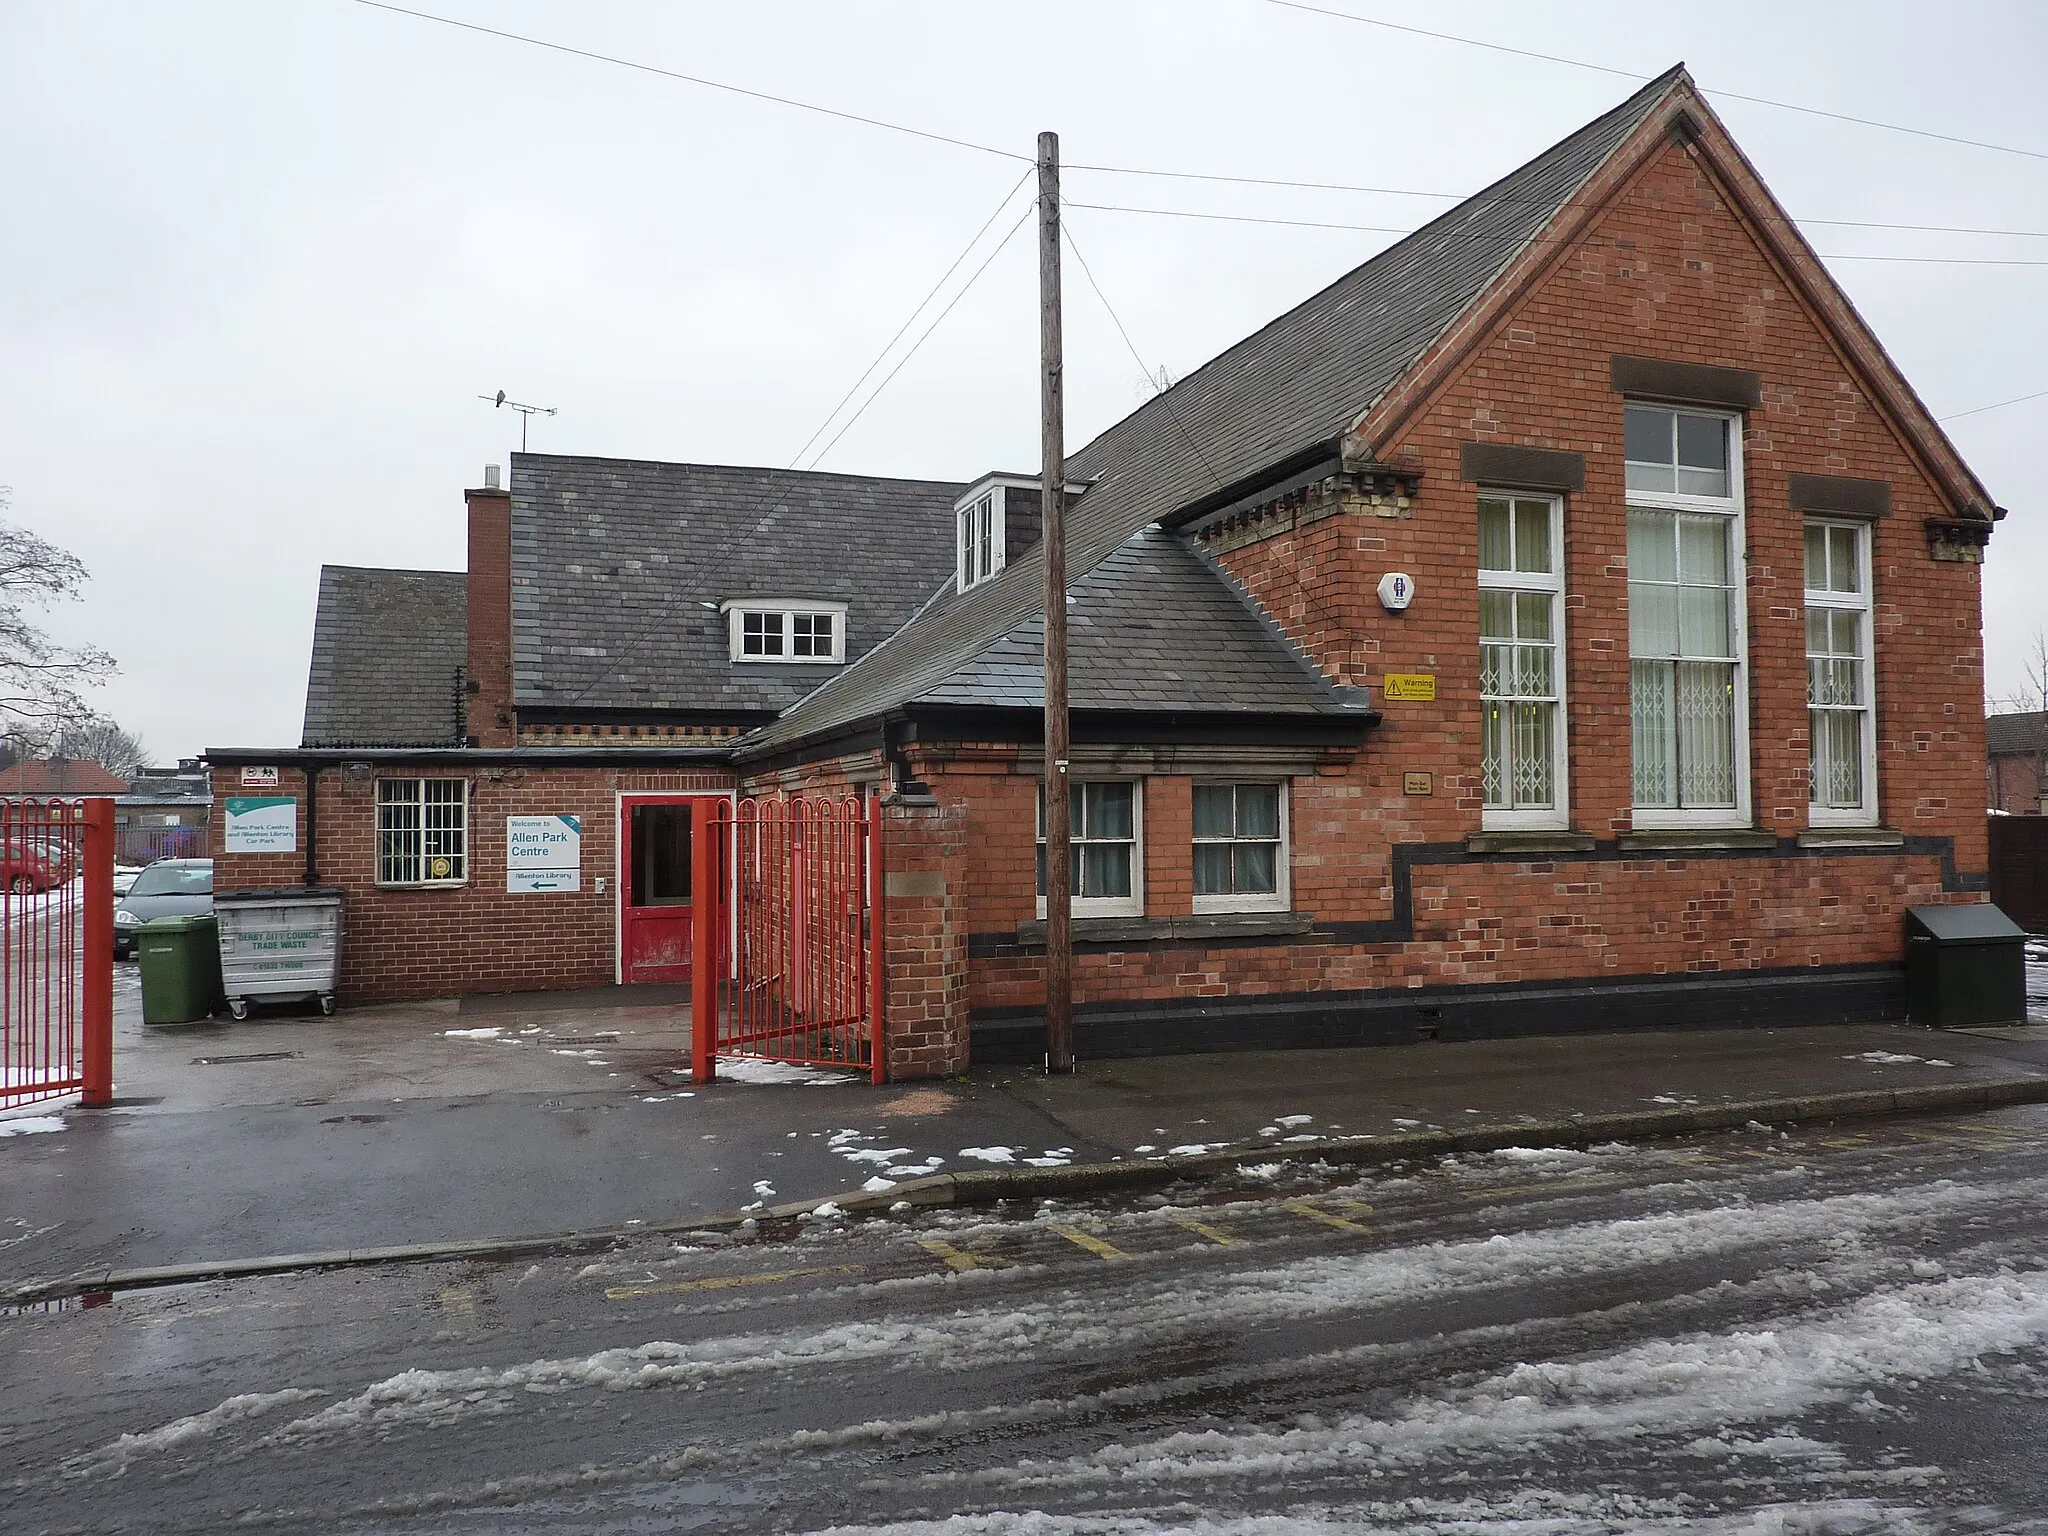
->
1615;828;1779;852
1465;830;1598;855
1013;911;1315;947
1796;826;1905;848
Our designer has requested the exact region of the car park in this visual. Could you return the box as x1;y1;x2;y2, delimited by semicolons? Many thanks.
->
113;858;214;959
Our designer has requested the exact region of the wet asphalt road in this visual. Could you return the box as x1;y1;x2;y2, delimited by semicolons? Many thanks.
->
10;1111;2048;1533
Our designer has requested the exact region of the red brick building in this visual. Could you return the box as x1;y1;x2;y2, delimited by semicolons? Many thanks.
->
211;67;2013;1072
1989;711;2046;815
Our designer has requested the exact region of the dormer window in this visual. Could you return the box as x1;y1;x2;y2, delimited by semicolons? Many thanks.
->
957;488;1005;592
723;600;847;663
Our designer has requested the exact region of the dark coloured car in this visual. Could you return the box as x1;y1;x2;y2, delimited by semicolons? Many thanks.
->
113;858;214;959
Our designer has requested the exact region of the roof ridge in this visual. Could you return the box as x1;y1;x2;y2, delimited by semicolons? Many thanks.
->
510;451;965;491
1063;63;1692;473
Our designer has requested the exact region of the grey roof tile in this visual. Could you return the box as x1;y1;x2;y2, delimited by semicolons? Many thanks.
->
509;454;962;714
1988;711;2047;756
301;566;468;747
741;68;1686;757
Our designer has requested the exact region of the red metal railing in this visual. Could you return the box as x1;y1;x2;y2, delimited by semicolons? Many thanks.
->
2;798;113;1110
691;795;885;1084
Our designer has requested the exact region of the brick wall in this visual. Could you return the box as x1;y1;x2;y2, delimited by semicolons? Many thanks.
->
212;762;733;1002
465;487;514;748
1991;752;2045;816
808;131;1993;1048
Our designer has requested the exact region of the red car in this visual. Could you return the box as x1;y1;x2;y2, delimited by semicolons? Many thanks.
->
2;839;62;894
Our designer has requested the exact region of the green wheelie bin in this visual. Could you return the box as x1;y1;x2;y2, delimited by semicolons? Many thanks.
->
137;913;224;1026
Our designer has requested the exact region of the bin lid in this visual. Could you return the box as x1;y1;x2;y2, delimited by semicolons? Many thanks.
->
215;886;344;904
1904;902;2029;944
140;913;219;933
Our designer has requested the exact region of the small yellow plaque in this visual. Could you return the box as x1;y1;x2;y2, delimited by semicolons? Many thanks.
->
1381;672;1437;702
1403;772;1433;796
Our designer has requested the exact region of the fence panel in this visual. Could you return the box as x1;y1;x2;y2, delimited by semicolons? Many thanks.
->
3;799;113;1111
693;795;884;1083
1989;814;2048;937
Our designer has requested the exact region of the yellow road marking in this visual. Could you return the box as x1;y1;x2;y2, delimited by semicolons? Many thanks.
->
605;1264;864;1300
1051;1225;1132;1261
1287;1200;1371;1233
1817;1137;1872;1149
918;1238;1008;1272
1168;1216;1237;1246
438;1287;475;1318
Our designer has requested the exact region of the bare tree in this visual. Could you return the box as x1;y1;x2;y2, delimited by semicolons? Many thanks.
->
0;489;115;734
59;715;148;779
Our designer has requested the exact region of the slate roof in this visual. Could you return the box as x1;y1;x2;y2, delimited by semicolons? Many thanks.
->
917;527;1345;715
740;67;1688;758
301;566;468;748
1988;711;2048;756
509;454;963;715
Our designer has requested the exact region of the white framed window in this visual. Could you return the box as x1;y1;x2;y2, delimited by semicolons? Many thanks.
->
723;601;848;664
1036;780;1143;918
1478;492;1567;828
1805;519;1877;825
1625;404;1750;827
1191;782;1288;913
957;489;1005;592
376;778;468;886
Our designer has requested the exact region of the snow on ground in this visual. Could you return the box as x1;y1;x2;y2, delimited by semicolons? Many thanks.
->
717;1058;858;1086
960;1147;1019;1164
442;1027;502;1040
91;1172;2048;1466
0;1112;66;1136
1847;1051;1934;1066
799;1497;1944;1535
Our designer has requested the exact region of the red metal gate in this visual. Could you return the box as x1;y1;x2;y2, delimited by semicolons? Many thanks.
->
2;798;113;1111
689;795;884;1084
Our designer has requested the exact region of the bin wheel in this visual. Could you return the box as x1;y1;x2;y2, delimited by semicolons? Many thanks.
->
228;999;249;1021
319;995;337;1016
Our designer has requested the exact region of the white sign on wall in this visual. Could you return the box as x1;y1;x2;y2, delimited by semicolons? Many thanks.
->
223;796;297;853
507;814;581;893
240;765;281;789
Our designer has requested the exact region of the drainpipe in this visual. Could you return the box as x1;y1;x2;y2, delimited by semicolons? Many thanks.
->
303;764;320;886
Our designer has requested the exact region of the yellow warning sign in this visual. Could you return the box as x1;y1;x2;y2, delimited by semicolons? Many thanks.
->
1381;673;1437;702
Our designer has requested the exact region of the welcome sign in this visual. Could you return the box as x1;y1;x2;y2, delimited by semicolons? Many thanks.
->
507;814;581;893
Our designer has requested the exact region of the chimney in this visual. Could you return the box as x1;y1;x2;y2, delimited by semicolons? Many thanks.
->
466;471;515;748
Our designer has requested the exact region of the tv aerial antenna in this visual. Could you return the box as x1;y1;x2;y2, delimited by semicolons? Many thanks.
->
479;390;557;451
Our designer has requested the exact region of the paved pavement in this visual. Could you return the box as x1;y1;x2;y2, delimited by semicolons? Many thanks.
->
2;954;2045;1289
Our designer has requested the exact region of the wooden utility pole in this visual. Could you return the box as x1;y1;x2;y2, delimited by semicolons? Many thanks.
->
1039;129;1074;1074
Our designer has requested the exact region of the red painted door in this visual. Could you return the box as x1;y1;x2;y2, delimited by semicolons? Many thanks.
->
621;798;702;985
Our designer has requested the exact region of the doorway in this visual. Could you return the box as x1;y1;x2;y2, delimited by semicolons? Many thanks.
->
619;796;714;985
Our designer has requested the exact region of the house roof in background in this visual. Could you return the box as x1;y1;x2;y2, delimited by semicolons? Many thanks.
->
742;67;1690;756
0;760;129;796
509;454;963;715
301;566;468;748
1988;710;2048;756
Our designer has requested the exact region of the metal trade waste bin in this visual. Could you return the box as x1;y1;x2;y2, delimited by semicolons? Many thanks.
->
137;914;224;1026
215;887;343;1020
1904;902;2029;1027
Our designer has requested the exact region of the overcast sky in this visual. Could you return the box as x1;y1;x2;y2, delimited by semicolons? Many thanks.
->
3;0;2044;761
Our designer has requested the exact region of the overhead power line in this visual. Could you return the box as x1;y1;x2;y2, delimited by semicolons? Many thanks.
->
1940;386;2048;422
1068;199;2048;266
1261;0;2048;164
1065;163;2048;243
348;0;1026;162
353;0;2048;245
561;180;1033;708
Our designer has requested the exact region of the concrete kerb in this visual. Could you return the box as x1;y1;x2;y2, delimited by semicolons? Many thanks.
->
10;1074;2046;1307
